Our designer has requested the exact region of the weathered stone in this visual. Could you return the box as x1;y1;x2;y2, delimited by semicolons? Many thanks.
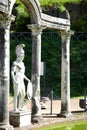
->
0;14;15;130
21;0;42;24
0;125;13;130
28;24;44;122
59;30;74;117
0;0;8;14
41;13;70;31
10;111;31;127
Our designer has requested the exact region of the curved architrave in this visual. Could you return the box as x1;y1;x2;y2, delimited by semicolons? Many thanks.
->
41;13;70;31
9;0;16;15
0;0;16;15
21;0;42;24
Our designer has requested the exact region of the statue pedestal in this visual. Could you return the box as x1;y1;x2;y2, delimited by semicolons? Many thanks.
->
9;110;31;127
0;125;13;130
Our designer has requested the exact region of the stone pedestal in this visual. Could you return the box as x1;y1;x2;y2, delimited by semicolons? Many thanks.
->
9;111;31;127
0;125;13;130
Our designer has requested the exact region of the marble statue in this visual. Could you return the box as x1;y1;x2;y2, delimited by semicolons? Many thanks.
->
11;44;31;111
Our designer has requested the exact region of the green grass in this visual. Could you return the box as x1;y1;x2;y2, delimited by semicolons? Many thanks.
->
30;120;87;130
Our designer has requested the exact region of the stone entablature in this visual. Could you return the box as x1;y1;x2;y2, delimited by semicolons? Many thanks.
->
41;13;70;31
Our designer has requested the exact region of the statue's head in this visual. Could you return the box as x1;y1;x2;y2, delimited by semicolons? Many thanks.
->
15;44;25;60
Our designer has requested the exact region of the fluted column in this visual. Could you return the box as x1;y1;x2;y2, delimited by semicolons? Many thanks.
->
27;24;46;122
0;16;14;130
59;30;74;117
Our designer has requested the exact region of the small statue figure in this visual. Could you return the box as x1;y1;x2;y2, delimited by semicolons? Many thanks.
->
11;44;31;111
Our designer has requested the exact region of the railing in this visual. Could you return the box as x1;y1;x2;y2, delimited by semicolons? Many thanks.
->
10;32;87;42
10;32;31;41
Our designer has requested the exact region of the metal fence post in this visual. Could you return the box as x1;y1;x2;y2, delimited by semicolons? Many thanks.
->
50;90;53;115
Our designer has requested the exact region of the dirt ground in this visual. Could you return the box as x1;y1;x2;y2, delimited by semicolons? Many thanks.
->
9;97;86;130
9;97;83;113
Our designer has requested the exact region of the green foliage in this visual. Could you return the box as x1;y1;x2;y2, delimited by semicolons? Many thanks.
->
14;0;30;32
70;35;87;96
58;4;66;12
15;14;30;32
39;0;82;6
40;30;61;97
71;15;87;32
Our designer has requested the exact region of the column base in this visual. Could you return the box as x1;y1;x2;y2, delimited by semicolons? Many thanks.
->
58;111;72;118
31;114;44;123
0;125;13;130
9;110;31;127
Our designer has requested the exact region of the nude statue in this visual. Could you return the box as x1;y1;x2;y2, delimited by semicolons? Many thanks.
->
11;44;30;111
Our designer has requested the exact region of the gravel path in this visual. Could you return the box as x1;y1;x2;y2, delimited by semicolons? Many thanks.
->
9;97;86;130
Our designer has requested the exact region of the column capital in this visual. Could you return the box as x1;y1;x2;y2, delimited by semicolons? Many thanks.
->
27;24;46;36
58;30;74;40
0;15;15;29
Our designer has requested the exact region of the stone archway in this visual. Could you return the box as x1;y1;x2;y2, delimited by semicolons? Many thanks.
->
0;0;73;129
21;0;72;120
21;0;41;24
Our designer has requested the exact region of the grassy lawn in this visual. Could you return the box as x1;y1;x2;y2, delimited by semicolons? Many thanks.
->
30;120;87;130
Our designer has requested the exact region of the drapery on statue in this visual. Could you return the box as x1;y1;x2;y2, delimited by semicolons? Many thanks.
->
11;44;32;111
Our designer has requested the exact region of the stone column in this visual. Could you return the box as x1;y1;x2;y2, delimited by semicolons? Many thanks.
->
0;16;14;130
59;30;74;117
27;24;46;123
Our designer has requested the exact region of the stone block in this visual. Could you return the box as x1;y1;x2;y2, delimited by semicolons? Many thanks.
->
9;110;31;127
0;125;13;130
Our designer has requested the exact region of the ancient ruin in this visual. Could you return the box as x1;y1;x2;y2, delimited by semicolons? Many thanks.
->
0;0;73;129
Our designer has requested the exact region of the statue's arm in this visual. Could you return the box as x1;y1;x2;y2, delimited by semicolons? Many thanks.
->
13;62;21;69
24;75;30;82
11;63;17;84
